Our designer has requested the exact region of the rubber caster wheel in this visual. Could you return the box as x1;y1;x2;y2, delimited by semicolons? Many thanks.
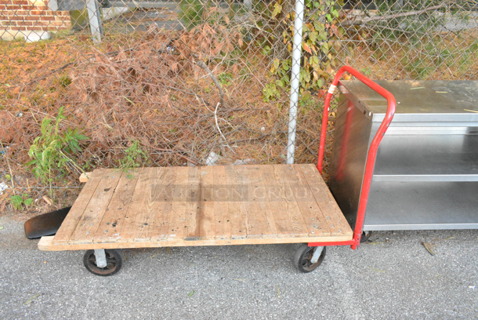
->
83;249;122;276
294;244;326;273
361;231;373;243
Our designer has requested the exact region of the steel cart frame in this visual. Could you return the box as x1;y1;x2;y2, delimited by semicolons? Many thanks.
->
38;66;396;276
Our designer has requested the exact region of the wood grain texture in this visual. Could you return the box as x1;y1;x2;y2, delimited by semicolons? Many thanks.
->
41;164;353;251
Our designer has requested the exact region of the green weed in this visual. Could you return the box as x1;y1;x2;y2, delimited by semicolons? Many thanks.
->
118;140;148;170
218;73;233;86
57;74;72;88
179;0;205;30
10;194;34;210
28;107;89;187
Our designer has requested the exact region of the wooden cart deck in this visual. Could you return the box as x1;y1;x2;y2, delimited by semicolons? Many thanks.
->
39;164;353;251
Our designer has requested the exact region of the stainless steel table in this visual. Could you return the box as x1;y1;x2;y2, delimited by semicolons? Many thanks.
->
329;80;478;231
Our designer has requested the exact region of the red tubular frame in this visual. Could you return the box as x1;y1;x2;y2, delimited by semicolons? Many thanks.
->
309;66;396;250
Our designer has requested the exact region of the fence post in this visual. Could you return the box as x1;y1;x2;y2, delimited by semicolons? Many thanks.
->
86;0;103;43
286;0;305;164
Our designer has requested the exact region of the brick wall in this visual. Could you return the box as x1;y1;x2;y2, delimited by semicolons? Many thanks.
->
0;0;71;41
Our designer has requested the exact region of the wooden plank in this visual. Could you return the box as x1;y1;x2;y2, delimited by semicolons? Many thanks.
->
295;164;352;236
69;170;123;242
79;172;92;183
182;166;201;240
254;165;283;237
196;166;216;239
92;170;141;241
40;234;344;251
211;165;231;240
38;236;55;250
53;170;104;243
224;166;248;240
159;166;190;240
253;165;296;236
295;164;343;234
232;165;274;238
263;165;310;237
39;232;353;251
120;167;166;240
276;165;333;237
145;167;175;241
145;167;170;240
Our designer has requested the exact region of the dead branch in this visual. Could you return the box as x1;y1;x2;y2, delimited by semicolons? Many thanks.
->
214;102;235;153
195;60;225;108
342;3;449;26
25;48;137;86
147;146;199;165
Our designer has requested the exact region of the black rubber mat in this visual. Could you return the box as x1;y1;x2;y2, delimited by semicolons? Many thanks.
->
24;207;71;239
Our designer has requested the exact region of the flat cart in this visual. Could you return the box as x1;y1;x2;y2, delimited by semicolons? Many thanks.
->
38;66;397;276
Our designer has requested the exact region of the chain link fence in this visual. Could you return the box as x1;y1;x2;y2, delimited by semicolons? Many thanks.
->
0;0;477;208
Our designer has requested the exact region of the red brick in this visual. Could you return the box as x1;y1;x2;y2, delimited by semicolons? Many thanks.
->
24;15;40;20
39;15;54;20
5;5;21;9
30;10;46;15
28;26;46;30
16;20;32;25
15;14;31;19
28;20;47;25
8;9;26;14
8;15;24;20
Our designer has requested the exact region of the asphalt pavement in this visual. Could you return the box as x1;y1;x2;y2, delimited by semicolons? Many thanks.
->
1;215;477;320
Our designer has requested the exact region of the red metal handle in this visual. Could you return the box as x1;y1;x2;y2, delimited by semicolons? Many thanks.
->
316;66;396;249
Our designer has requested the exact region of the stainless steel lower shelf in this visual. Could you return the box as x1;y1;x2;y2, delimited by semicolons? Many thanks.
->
364;181;478;231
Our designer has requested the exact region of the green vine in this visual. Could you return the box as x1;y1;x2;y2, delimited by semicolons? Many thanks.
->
263;0;344;101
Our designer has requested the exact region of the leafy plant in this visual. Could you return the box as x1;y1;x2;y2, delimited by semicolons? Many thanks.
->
179;0;205;30
28;107;89;187
263;82;282;102
118;140;148;170
218;72;233;86
261;0;344;100
10;194;33;210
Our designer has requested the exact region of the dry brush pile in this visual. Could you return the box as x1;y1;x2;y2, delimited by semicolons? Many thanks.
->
0;25;323;210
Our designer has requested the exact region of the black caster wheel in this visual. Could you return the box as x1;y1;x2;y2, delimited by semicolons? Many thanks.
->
293;244;326;273
83;249;122;276
361;231;373;243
